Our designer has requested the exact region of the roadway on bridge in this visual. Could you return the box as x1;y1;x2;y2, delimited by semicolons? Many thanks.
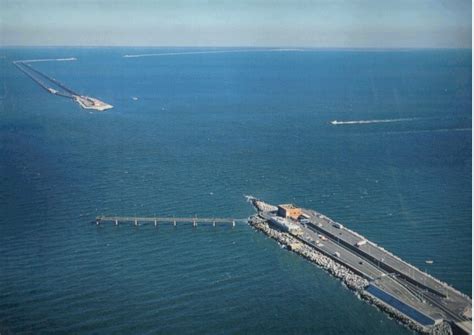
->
300;209;470;324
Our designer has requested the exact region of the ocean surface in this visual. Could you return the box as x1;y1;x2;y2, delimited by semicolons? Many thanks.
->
0;47;471;334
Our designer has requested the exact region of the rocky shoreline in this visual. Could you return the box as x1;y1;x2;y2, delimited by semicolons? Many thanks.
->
248;213;453;335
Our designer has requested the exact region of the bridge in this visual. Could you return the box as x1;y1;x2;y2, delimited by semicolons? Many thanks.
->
22;62;81;96
13;59;113;111
95;216;242;227
13;61;73;97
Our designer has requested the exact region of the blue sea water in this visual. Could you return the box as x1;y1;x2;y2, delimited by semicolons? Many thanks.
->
0;47;471;334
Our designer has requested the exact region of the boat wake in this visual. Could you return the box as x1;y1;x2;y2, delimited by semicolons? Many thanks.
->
382;128;471;135
330;118;421;125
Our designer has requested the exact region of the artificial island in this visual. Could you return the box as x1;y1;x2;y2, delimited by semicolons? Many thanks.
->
95;197;472;335
247;197;471;335
13;59;113;111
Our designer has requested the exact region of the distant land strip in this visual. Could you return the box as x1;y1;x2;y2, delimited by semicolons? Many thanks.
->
123;48;305;58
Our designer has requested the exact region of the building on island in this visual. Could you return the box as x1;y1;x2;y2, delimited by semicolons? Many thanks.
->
277;204;302;220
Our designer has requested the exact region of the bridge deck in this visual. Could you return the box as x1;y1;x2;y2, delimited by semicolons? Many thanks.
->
23;62;81;96
14;61;75;98
96;216;239;225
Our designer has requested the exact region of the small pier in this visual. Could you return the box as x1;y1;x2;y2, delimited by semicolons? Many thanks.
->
96;216;239;227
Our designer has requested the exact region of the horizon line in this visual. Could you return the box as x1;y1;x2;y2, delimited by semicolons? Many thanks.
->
0;45;471;51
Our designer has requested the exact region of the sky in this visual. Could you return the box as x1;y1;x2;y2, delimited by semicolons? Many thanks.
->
1;0;471;48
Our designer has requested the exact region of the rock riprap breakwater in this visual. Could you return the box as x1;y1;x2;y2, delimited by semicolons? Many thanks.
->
246;197;468;335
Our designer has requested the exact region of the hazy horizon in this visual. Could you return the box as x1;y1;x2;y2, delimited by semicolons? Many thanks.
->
1;0;471;49
1;45;472;50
